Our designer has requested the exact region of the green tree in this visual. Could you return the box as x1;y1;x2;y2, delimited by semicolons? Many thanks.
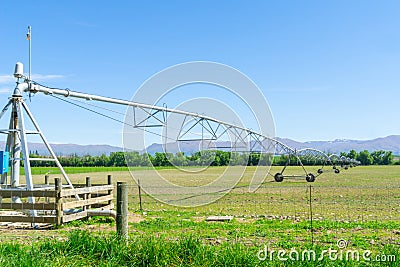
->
218;151;231;166
371;150;385;165
347;149;358;159
152;152;172;166
124;152;142;167
357;150;373;165
259;153;273;166
170;152;188;166
140;153;152;167
382;151;393;165
95;154;109;167
109;152;126;167
230;152;247;166
248;153;260;166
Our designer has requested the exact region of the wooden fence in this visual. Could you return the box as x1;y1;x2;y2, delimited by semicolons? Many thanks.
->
0;175;114;225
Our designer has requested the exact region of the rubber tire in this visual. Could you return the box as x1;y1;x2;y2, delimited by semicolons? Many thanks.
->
274;173;284;182
306;173;315;182
317;168;323;174
334;169;340;174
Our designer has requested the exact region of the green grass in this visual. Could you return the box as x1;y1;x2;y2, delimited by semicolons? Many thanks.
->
26;166;130;175
0;229;398;266
26;165;191;175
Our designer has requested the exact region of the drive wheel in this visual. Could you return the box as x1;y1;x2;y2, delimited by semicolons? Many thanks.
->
274;173;284;182
306;173;315;182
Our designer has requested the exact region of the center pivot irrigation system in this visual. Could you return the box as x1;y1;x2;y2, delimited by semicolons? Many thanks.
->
0;61;360;203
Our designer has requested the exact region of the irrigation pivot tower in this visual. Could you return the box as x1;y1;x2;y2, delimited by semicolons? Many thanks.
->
0;63;75;199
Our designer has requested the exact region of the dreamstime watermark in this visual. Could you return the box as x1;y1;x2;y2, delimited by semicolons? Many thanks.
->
257;239;397;262
123;61;275;207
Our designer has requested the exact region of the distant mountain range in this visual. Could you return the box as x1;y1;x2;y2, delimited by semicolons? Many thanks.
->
275;135;400;155
1;135;399;156
145;135;400;155
0;142;122;156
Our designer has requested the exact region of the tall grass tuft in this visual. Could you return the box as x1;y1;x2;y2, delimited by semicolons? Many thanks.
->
0;230;398;266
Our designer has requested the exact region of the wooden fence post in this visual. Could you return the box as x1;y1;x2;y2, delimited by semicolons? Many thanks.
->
138;178;143;211
55;178;62;226
45;175;50;203
85;177;91;211
107;175;112;207
116;182;128;239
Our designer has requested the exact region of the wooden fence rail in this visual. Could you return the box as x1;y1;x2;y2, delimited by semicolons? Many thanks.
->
0;176;114;225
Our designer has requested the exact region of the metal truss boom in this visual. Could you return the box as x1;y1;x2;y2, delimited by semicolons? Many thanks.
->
26;81;299;156
24;80;358;183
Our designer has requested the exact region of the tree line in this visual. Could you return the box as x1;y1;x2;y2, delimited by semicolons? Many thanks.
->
28;149;396;167
340;149;394;165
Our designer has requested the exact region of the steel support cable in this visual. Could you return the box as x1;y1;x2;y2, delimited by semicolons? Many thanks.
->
49;94;175;142
31;81;303;162
63;94;128;117
57;94;225;141
50;93;253;151
28;81;283;147
45;99;311;181
49;95;283;178
49;95;280;180
50;94;244;151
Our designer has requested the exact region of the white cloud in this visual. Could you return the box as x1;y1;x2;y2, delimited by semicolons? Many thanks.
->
0;73;65;85
0;87;12;94
0;73;65;96
0;75;14;84
31;74;65;81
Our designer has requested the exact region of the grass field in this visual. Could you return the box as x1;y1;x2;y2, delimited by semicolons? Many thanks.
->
1;165;399;266
31;165;399;220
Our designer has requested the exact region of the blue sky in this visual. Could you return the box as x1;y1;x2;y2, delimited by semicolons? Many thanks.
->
0;1;399;147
